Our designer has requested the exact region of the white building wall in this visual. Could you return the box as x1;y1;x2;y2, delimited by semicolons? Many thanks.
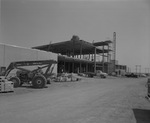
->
36;50;57;73
0;44;5;66
0;43;57;73
4;45;38;67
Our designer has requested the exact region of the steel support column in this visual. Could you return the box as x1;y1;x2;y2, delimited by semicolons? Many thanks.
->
107;44;109;74
102;45;104;72
80;41;83;73
94;47;96;73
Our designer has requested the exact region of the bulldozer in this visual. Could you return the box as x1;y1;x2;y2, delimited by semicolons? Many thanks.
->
0;60;57;88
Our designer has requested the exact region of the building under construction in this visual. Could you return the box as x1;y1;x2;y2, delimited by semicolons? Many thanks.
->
33;33;126;75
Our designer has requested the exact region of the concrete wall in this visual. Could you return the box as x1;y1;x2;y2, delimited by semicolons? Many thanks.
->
0;43;57;73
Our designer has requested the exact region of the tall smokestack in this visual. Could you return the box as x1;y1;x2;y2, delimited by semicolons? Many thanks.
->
113;32;116;62
113;32;116;72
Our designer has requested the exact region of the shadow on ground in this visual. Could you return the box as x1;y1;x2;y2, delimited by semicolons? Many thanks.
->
133;108;150;123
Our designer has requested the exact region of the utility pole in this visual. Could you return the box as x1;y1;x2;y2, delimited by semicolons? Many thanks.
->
148;68;150;74
145;68;148;74
135;65;138;74
128;67;131;73
127;67;130;73
139;65;141;74
135;65;141;75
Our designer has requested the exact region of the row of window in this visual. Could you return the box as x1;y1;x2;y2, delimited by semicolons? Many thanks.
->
116;65;126;70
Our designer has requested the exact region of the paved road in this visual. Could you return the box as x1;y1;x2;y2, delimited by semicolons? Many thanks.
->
0;77;150;123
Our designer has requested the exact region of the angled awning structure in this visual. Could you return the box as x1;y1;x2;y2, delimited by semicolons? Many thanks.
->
33;39;112;55
93;40;112;46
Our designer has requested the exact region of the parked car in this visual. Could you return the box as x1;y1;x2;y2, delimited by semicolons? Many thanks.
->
96;70;108;78
140;73;146;77
84;70;107;78
125;73;138;78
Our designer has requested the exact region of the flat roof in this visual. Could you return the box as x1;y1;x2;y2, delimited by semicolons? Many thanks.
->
33;39;112;55
93;40;112;46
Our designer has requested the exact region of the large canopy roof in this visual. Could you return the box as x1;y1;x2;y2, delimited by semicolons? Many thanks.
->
33;37;112;55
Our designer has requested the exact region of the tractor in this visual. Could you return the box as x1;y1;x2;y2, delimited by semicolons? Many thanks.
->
1;60;57;88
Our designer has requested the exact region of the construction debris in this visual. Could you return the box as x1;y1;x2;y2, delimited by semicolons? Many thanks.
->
0;76;14;93
55;73;81;82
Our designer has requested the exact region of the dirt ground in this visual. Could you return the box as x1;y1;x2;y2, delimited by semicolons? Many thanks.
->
0;77;150;123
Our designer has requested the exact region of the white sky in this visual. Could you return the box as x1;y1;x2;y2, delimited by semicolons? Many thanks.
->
1;0;150;72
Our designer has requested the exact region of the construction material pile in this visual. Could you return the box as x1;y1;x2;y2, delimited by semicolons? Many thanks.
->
0;77;14;93
55;73;81;82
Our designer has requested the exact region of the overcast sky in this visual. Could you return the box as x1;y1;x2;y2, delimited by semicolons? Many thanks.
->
1;0;150;72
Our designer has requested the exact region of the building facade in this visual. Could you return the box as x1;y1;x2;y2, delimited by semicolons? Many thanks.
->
34;35;127;75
